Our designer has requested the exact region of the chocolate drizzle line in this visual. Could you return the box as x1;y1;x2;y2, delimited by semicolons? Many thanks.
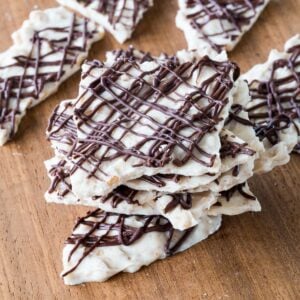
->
0;13;97;139
59;52;238;180
220;134;255;158
246;44;300;152
48;160;73;197
232;165;240;177
62;209;195;277
79;0;151;30
164;193;192;213
219;182;256;202
100;185;140;208
185;0;265;52
47;101;78;152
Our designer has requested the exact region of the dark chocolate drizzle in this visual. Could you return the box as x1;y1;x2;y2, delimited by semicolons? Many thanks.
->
48;158;193;213
164;193;192;213
220;134;255;158
232;164;240;177
219;182;256;201
48;160;73;197
0;13;97;140
100;185;140;208
246;44;300;152
49;160;140;207
184;0;266;52
62;209;195;277
225;104;254;126
78;0;151;30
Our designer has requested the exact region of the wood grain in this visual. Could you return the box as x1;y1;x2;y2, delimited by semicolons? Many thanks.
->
0;1;299;299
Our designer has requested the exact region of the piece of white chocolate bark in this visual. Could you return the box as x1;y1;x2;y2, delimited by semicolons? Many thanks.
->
0;7;104;146
241;34;300;172
46;79;257;194
61;210;221;285
57;0;153;43
176;0;270;53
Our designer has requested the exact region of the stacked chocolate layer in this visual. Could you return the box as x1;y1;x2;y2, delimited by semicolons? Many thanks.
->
45;47;263;284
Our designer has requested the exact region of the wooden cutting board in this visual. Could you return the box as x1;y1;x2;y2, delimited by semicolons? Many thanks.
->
0;1;299;299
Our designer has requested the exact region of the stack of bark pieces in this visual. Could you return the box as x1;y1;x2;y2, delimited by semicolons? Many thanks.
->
45;47;266;284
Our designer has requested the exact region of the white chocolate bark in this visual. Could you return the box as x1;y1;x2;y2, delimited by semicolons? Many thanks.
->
0;7;104;146
241;35;300;173
176;0;270;53
45;156;260;230
42;45;265;286
61;182;260;285
57;0;153;43
62;211;221;285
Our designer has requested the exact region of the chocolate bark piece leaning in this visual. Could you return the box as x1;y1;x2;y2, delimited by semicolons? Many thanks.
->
241;34;300;173
57;0;153;43
0;7;104;146
176;0;270;54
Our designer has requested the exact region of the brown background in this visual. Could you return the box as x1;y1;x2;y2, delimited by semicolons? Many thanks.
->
0;0;299;299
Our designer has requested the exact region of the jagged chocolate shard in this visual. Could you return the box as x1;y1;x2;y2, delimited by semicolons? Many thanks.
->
0;7;104;146
57;0;153;43
241;34;300;172
176;0;270;53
